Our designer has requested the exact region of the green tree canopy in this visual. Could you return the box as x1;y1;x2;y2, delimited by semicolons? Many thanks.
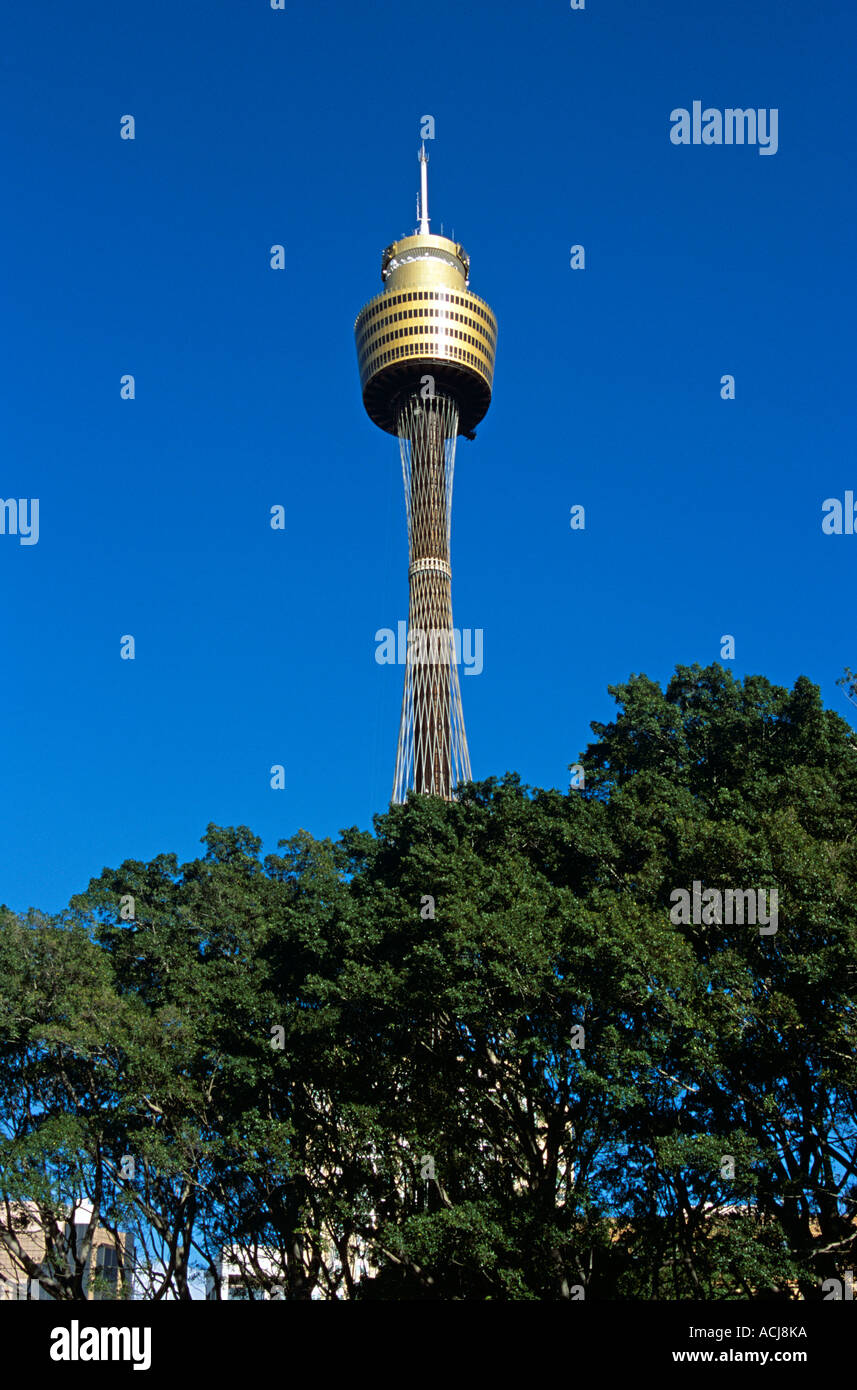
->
1;664;853;1300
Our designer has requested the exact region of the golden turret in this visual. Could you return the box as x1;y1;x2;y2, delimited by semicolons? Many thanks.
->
354;146;497;439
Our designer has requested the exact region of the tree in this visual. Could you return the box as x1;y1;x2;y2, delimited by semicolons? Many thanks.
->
582;666;857;1296
3;664;853;1300
0;909;128;1299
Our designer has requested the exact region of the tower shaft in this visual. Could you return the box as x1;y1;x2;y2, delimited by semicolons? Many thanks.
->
394;393;470;802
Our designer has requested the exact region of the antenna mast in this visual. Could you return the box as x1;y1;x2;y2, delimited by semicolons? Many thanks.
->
418;142;430;235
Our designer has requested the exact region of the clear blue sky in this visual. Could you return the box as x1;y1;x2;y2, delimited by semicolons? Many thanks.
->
2;0;854;914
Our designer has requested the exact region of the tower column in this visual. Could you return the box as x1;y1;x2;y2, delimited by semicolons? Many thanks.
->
394;393;470;802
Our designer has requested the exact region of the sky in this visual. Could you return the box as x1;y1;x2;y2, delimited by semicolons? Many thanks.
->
1;0;855;914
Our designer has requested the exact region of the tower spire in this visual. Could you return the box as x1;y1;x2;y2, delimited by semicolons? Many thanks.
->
418;142;430;235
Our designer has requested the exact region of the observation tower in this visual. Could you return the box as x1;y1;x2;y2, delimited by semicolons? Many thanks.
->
354;145;498;802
